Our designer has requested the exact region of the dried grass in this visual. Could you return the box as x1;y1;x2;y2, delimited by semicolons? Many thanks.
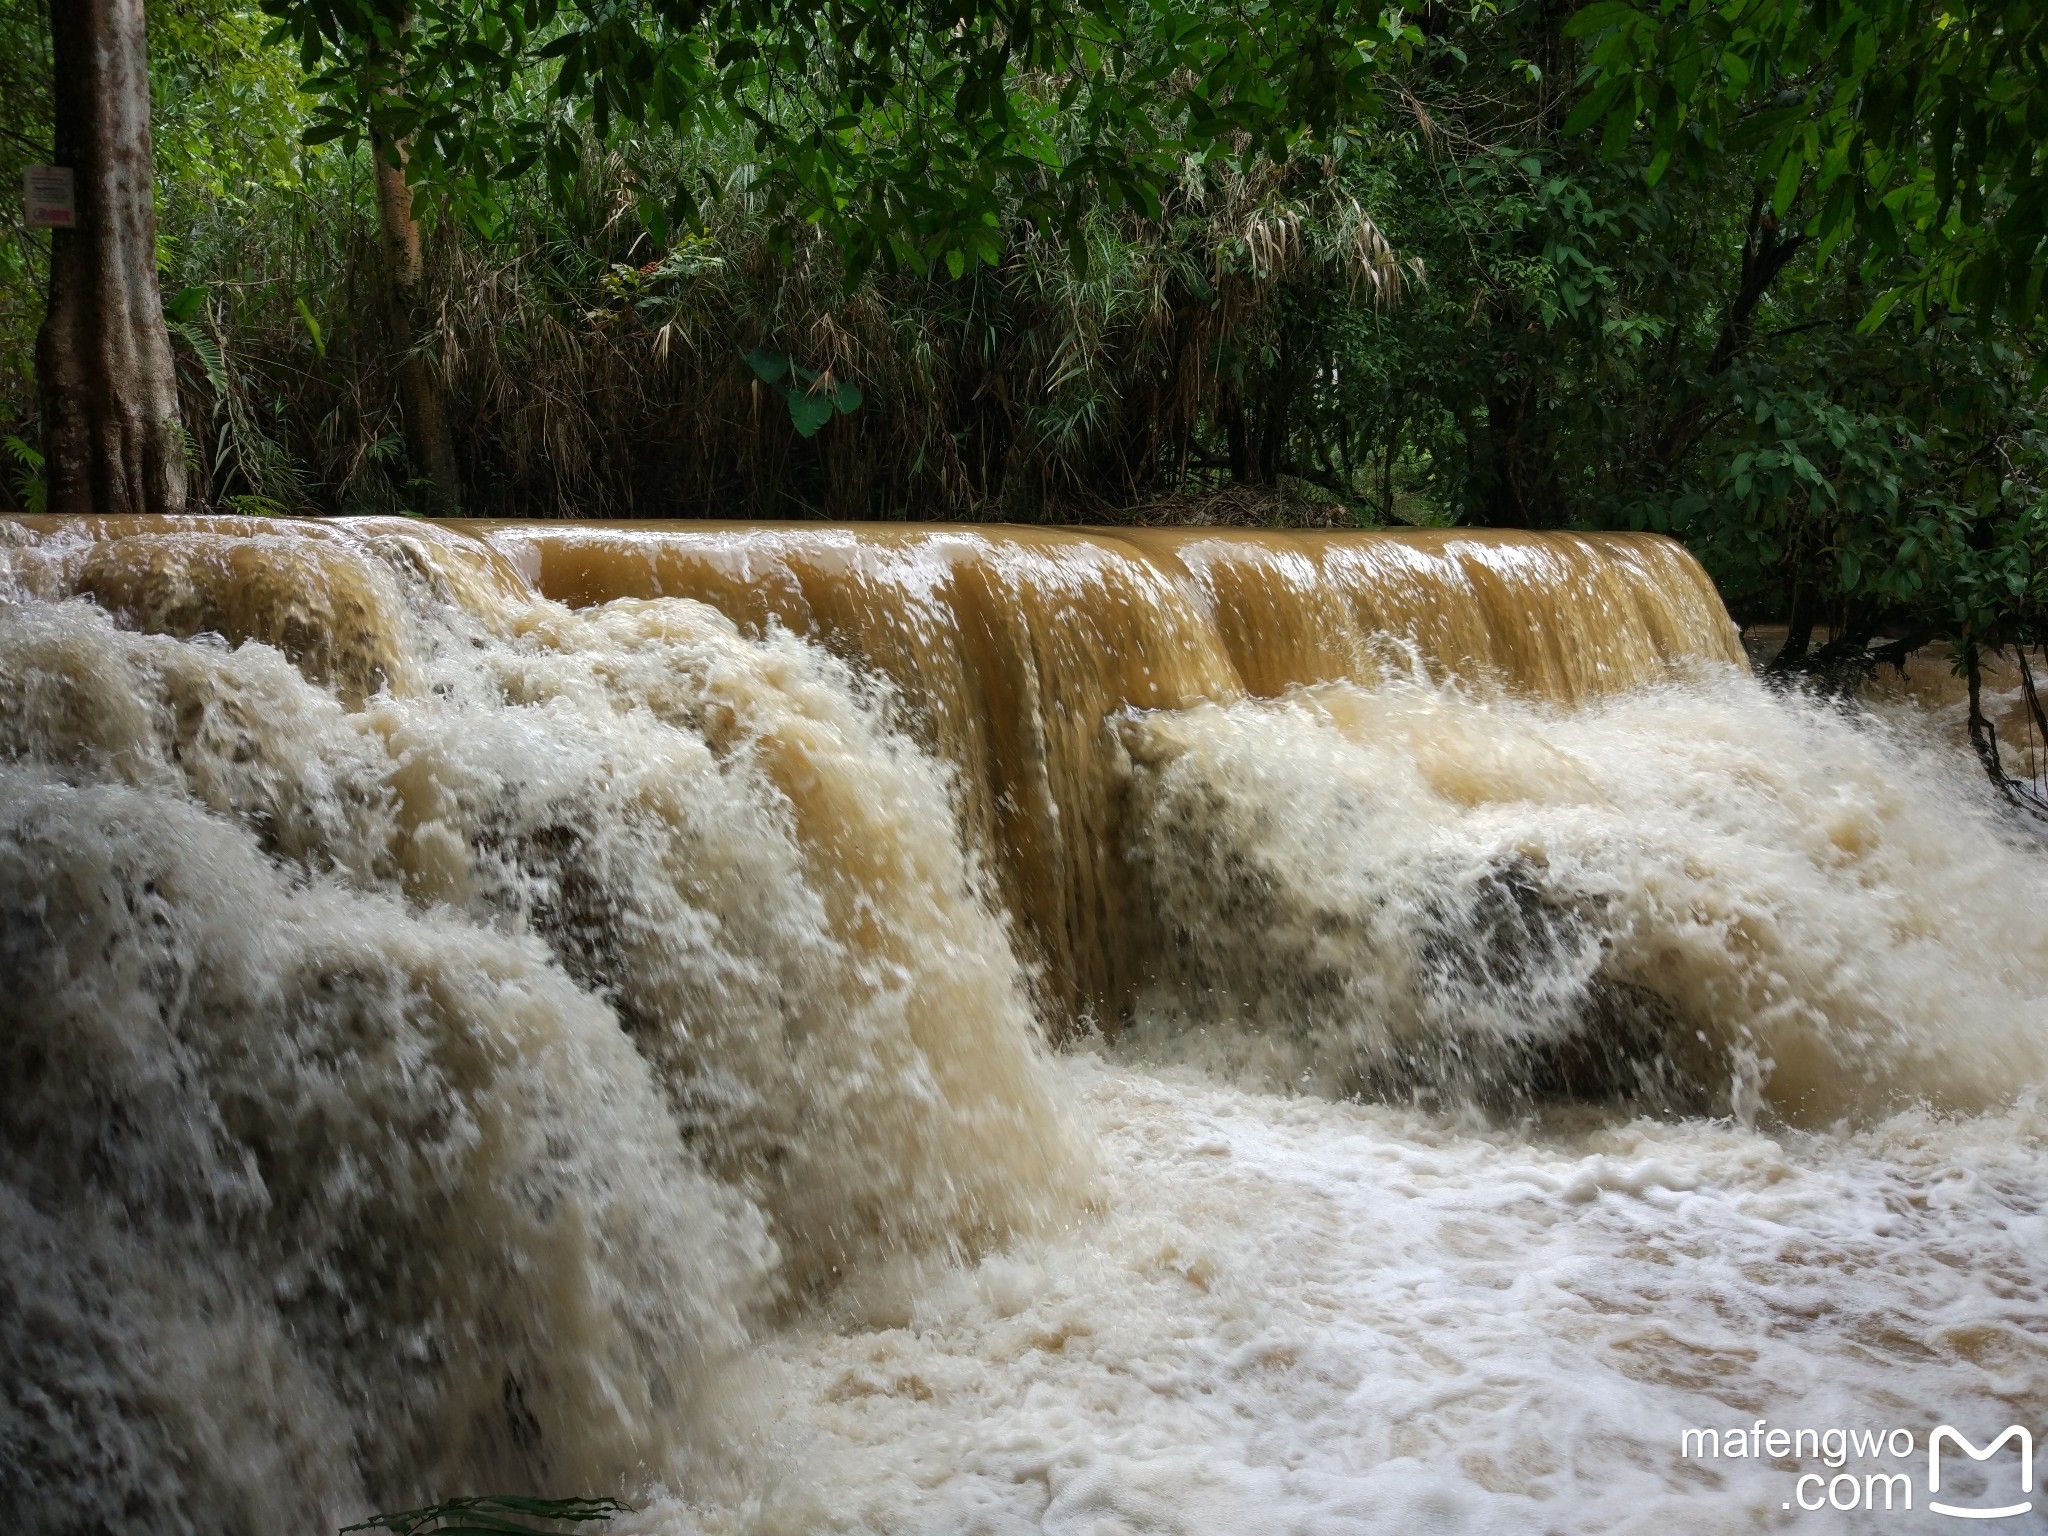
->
133;144;1407;523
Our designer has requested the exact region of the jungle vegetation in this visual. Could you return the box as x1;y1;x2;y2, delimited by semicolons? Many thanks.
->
2;0;2046;719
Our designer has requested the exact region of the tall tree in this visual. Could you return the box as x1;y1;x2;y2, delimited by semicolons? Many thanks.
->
36;0;187;516
366;10;460;508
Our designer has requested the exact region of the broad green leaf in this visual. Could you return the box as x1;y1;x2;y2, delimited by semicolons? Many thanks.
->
786;390;835;436
1771;149;1802;216
164;285;207;324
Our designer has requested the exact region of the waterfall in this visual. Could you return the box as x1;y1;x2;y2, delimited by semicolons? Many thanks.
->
468;519;1744;1021
0;516;1084;1530
3;514;2042;1535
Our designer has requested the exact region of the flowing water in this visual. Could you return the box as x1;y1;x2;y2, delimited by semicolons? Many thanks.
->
1;516;2042;1535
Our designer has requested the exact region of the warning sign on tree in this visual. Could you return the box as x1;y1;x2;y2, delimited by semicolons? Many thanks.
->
24;166;76;229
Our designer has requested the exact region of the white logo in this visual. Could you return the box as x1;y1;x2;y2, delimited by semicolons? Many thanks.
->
1929;1426;2034;1520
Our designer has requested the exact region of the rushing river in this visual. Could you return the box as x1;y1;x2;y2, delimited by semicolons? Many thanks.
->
1;516;2042;1535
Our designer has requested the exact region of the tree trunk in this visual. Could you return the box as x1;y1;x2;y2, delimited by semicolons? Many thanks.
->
1769;576;1817;673
1223;390;1249;483
369;44;460;509
1379;419;1397;521
1964;642;2009;793
1255;327;1296;484
35;0;186;517
1653;193;1807;471
1479;387;1534;527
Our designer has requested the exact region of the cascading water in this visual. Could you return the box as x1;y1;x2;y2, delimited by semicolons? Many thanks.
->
471;519;1744;1025
1118;674;2048;1119
2;514;2043;1536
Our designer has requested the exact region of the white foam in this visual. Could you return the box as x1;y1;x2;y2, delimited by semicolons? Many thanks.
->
6;529;2047;1535
660;1057;2048;1534
1117;675;2048;1121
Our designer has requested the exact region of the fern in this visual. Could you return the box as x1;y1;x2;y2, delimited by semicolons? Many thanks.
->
168;309;307;508
168;318;229;397
3;435;44;513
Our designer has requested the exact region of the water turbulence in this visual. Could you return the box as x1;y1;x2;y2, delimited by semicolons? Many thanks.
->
2;515;2044;1535
0;516;1080;1530
480;521;1742;1030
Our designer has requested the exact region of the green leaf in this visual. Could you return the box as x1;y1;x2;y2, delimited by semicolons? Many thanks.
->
1563;78;1623;138
164;285;207;324
745;347;790;384
294;295;325;357
786;390;835;436
1771;148;1803;216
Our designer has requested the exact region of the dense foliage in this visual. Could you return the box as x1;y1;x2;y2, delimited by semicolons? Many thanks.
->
2;0;2045;686
1571;0;2048;330
259;0;1418;277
